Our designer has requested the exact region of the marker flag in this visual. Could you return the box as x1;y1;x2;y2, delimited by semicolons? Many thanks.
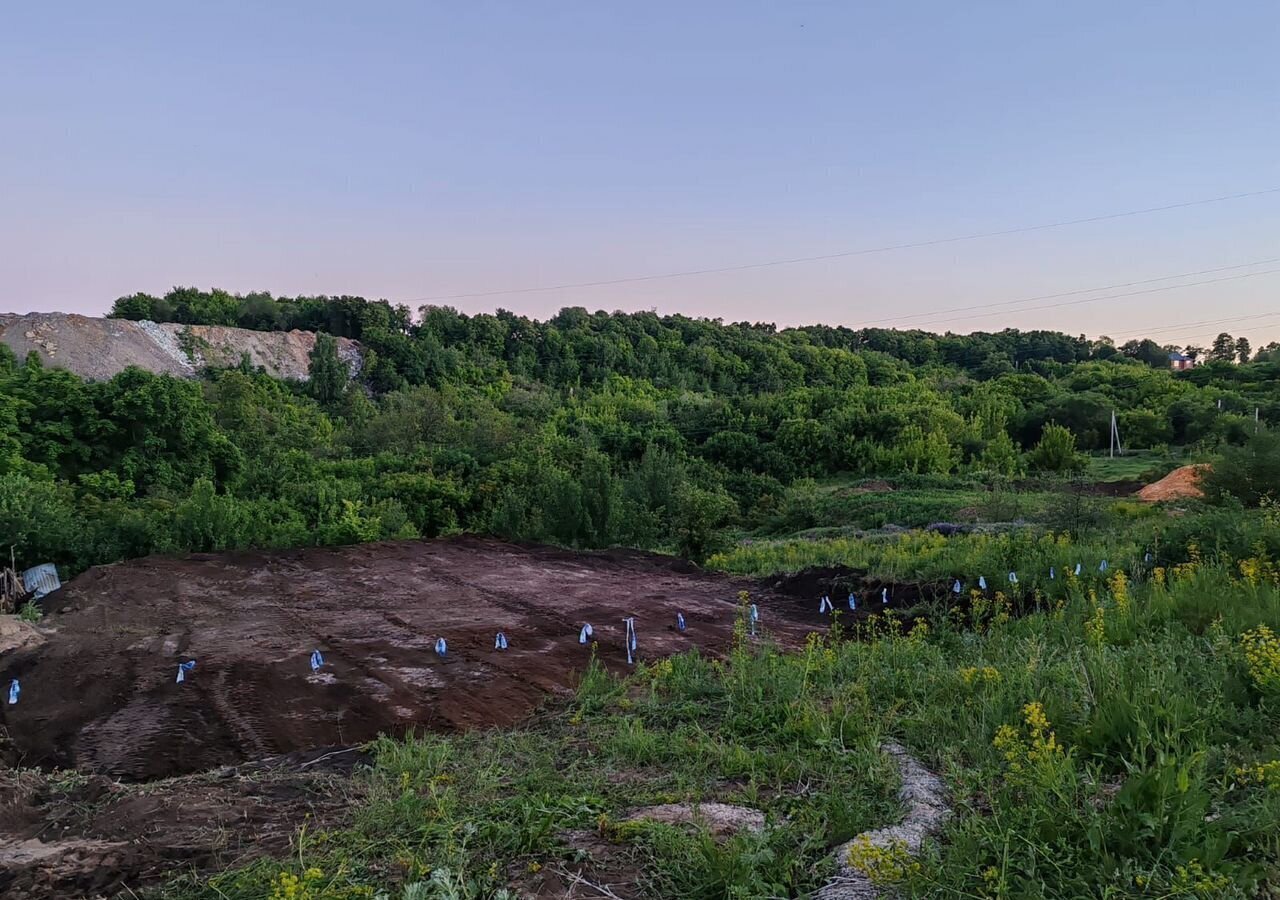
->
749;603;759;636
952;579;962;594
176;660;196;684
1074;563;1082;576
310;650;324;672
1144;552;1153;564
676;613;686;631
1050;567;1055;580
978;576;987;590
1099;559;1108;572
624;617;637;665
435;637;447;657
1008;571;1018;584
819;595;833;614
7;679;18;705
495;632;508;650
848;593;857;610
579;623;593;644
881;587;889;604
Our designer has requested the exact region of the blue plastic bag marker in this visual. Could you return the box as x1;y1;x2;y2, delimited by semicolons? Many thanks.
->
979;576;987;590
176;660;196;684
495;632;508;650
953;579;963;594
881;587;889;604
749;603;759;636
623;617;637;664
1050;567;1056;580
310;650;324;672
848;593;857;610
819;595;833;614
435;637;447;657
1144;552;1153;564
1009;571;1018;584
7;679;18;705
579;623;593;644
1074;563;1082;576
1099;559;1108;572
676;613;686;631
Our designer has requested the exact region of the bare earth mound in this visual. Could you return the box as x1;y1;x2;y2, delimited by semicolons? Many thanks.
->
0;312;361;381
1136;464;1209;502
1;537;838;781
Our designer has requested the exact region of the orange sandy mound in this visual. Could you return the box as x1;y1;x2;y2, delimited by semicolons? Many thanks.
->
1136;464;1210;502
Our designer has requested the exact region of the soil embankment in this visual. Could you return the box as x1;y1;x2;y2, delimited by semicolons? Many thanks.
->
0;312;361;381
1136;464;1209;502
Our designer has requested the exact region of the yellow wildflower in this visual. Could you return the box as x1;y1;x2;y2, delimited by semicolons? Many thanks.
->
1241;624;1280;693
846;835;920;884
1234;759;1280;789
1107;570;1129;613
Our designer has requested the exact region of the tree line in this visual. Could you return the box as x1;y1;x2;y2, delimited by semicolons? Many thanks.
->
1;289;1276;577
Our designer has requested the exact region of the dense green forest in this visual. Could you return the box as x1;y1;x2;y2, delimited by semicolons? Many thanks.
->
3;286;1279;576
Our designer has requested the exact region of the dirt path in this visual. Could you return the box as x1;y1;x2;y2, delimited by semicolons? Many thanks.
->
0;537;862;781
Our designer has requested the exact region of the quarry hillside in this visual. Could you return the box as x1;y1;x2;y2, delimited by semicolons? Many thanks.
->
0;312;362;381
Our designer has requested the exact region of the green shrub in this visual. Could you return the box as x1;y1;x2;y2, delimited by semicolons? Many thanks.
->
1027;423;1086;474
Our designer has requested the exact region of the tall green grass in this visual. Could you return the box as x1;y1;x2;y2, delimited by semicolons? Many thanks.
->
711;528;1146;588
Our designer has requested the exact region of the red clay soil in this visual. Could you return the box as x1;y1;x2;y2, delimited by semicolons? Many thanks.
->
0;536;881;782
1136;464;1210;502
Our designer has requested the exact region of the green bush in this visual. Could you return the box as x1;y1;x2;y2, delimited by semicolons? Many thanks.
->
1027;422;1086;473
1203;429;1280;507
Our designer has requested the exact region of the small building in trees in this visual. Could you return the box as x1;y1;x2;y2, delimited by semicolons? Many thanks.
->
1168;351;1193;371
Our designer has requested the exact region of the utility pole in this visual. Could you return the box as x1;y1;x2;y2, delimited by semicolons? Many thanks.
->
1109;410;1124;458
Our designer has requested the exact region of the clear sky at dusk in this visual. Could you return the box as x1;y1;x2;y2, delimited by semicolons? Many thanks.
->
3;1;1278;347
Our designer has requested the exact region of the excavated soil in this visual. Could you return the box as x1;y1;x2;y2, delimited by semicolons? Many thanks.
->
0;748;361;899
1136;463;1210;502
0;312;361;382
0;537;898;782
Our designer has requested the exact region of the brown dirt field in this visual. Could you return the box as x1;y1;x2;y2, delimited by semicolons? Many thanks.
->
0;747;362;899
0;536;889;783
1136;464;1210;502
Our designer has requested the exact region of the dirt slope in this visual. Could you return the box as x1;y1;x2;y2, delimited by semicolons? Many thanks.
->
0;312;361;381
1136;464;1209;502
0;537;880;781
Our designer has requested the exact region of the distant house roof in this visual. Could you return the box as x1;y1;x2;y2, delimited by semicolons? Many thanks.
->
1169;352;1190;362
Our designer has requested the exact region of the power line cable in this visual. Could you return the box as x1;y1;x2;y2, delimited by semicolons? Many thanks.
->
861;256;1280;327
1110;310;1280;341
900;267;1280;330
400;187;1280;302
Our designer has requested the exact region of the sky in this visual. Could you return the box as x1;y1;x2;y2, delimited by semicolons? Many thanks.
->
2;1;1279;348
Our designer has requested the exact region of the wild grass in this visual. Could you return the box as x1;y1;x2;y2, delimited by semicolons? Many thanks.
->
762;479;1065;534
711;527;1146;588
1084;451;1178;483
